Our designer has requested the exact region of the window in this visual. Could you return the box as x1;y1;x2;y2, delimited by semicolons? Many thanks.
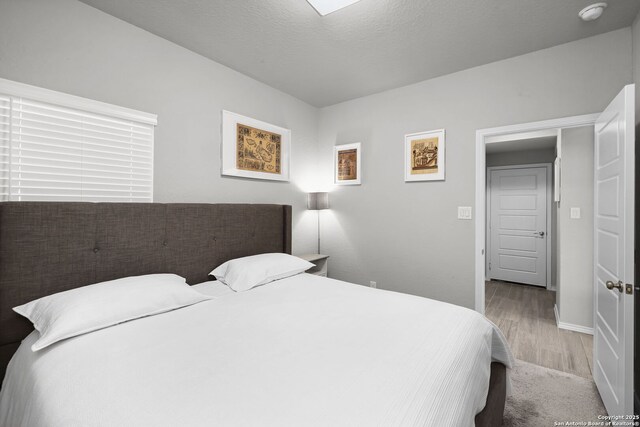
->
0;78;157;202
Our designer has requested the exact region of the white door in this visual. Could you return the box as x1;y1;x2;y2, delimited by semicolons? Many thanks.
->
593;84;635;416
488;167;548;287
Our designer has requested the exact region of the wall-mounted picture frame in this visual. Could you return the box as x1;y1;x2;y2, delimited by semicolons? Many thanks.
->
334;142;361;185
404;129;445;182
221;110;290;181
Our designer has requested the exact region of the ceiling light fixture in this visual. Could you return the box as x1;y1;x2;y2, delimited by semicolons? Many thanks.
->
306;0;363;16
579;2;607;21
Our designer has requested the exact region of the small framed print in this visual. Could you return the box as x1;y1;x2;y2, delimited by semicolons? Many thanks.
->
221;110;290;181
404;129;445;182
334;143;361;185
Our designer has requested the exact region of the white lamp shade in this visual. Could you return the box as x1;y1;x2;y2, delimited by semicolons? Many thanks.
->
307;192;329;210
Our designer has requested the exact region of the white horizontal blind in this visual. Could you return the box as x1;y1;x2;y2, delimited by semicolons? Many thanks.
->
0;96;9;201
2;94;154;202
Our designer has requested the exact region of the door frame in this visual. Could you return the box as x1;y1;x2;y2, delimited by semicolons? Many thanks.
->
475;113;599;314
486;163;553;288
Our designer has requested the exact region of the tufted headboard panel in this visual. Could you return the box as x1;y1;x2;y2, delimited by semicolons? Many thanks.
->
0;202;292;385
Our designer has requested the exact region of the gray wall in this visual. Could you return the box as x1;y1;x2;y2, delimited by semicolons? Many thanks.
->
318;29;632;308
556;126;594;329
0;0;320;255
486;147;558;289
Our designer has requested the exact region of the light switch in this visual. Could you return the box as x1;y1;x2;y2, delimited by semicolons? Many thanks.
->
458;206;472;220
570;207;581;219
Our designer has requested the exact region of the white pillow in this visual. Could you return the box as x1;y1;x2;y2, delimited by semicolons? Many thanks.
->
210;253;314;292
14;274;211;351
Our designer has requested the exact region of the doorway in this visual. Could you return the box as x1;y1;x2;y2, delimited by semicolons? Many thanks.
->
487;164;552;288
482;129;595;377
476;85;636;416
474;114;598;312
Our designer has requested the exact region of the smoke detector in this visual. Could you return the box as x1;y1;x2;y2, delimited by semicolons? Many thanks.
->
579;3;607;21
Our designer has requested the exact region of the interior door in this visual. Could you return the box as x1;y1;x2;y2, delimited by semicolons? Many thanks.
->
593;84;635;416
489;167;548;287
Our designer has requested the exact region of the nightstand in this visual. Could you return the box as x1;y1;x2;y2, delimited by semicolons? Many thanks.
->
298;254;329;277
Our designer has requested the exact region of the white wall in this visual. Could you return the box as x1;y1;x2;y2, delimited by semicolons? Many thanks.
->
556;126;594;330
633;11;640;124
318;29;632;308
0;0;320;255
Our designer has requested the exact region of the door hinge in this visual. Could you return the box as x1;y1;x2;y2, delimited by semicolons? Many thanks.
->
489;262;492;271
626;284;633;295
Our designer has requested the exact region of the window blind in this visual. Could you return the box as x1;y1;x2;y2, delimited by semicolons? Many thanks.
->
0;96;9;201
0;79;156;203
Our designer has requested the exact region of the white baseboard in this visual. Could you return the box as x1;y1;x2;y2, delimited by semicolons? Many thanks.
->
557;322;594;335
554;304;594;335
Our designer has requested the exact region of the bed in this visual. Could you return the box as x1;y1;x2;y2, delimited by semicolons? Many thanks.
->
0;202;512;426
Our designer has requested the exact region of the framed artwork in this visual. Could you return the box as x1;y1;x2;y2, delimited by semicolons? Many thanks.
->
334;142;361;185
404;129;445;182
221;110;290;181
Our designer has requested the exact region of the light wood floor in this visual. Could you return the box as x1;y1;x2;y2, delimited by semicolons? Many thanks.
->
485;280;594;379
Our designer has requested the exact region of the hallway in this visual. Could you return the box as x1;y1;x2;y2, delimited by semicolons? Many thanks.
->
485;280;593;378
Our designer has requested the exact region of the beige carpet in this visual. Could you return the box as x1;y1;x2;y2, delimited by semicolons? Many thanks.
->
503;359;606;427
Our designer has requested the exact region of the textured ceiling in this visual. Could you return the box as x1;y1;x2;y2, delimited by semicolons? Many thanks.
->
79;0;640;107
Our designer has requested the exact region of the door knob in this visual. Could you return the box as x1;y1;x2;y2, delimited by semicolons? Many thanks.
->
606;280;624;293
533;231;545;237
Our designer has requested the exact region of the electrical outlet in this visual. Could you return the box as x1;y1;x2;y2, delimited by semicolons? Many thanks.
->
369;281;377;288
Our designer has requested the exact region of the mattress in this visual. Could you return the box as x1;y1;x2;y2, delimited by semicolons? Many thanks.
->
0;274;513;427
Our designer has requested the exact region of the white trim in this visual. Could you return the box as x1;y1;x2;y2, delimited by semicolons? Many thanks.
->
557;322;595;335
486;163;552;288
553;157;561;202
555;305;594;334
485;128;558;144
0;78;157;126
475;113;599;314
477;113;598;141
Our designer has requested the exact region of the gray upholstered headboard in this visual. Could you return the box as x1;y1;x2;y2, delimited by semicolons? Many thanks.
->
0;202;292;385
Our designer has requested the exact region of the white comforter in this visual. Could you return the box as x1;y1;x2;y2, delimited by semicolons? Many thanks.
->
0;274;513;427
